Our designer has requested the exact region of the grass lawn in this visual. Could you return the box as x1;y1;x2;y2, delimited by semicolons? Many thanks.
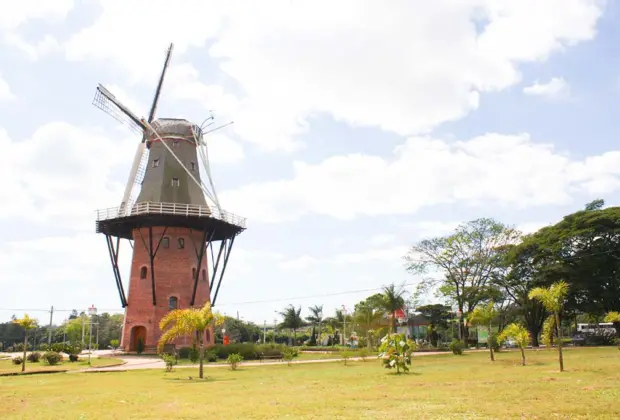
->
0;357;124;374
172;350;371;365
1;347;619;419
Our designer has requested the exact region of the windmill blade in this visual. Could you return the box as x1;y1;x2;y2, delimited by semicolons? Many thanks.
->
118;142;148;216
148;43;174;123
93;84;146;134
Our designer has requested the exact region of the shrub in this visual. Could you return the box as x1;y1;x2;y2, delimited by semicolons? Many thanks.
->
358;348;370;361
178;347;192;359
282;348;296;366
205;349;218;362
136;338;145;354
488;333;501;352
341;350;354;366
12;357;23;365
449;339;465;355
213;343;259;360
584;330;617;346
69;354;79;362
189;346;200;363
42;351;63;365
162;353;177;372
226;353;243;370
257;343;286;357
38;343;49;352
50;343;65;353
110;339;120;349
378;333;415;374
27;352;41;363
298;346;340;352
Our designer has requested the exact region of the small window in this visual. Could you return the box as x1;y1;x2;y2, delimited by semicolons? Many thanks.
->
190;162;196;171
168;296;178;310
172;139;179;147
178;238;185;249
171;178;179;187
139;266;147;279
152;158;160;168
162;237;169;248
202;269;207;282
192;267;197;279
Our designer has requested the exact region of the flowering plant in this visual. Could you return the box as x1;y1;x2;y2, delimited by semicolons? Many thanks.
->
377;333;416;374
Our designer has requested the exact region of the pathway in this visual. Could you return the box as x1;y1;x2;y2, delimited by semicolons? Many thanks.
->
83;350;456;372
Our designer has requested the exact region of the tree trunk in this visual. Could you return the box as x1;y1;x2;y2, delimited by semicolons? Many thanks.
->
520;347;526;366
198;338;204;379
555;312;564;372
528;326;540;347
22;332;27;372
488;322;494;362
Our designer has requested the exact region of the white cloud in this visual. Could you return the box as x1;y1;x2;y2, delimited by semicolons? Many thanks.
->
0;122;133;229
64;0;604;151
523;77;570;100
220;132;620;222
5;34;61;60
0;0;74;30
0;74;14;101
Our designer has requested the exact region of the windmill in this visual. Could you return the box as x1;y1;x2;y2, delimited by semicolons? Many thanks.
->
93;43;246;352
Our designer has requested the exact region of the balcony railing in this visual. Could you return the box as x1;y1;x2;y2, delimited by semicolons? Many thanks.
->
96;201;246;228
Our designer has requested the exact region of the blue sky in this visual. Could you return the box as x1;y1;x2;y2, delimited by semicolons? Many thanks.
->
1;0;619;326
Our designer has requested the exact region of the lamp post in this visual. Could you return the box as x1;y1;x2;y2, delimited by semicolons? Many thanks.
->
342;305;347;346
87;305;97;366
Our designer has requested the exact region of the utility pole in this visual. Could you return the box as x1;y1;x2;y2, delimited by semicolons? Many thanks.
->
342;305;347;346
263;320;266;344
48;306;54;346
273;318;277;343
88;305;97;366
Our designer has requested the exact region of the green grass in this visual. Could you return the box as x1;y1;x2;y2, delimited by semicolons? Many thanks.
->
1;348;619;419
172;350;371;365
0;357;124;374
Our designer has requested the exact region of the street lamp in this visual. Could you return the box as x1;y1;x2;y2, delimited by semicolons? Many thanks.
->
87;305;97;366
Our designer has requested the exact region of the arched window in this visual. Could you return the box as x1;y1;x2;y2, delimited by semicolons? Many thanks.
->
178;238;185;249
192;267;197;279
139;266;147;279
202;269;207;282
162;237;169;248
168;296;178;310
206;329;211;343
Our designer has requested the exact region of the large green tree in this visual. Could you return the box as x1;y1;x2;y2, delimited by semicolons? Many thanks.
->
380;284;407;333
278;305;306;345
406;218;520;340
416;304;451;347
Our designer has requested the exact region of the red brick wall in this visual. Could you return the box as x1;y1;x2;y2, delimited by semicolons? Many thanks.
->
120;226;214;351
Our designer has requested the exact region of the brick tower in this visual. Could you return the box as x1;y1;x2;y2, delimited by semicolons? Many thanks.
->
92;44;245;352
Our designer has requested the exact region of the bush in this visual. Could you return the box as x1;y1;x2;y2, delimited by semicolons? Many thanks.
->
42;351;63;365
341;350;354;366
27;352;41;363
258;343;286;356
282;348;296;366
584;330;617;346
178;347;192;359
38;343;49;352
358;348;370;361
212;343;259;360
69;354;79;362
50;343;65;353
189;346;200;363
449;339;465;355
378;333;415;374
162;353;177;372
226;353;243;370
12;357;23;365
110;339;120;349
205;349;218;362
298;346;340;352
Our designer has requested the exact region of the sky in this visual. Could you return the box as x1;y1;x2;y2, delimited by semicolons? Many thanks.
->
2;0;620;326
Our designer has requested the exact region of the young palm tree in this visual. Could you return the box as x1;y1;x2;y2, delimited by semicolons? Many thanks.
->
529;281;569;372
498;323;531;366
380;283;406;333
278;305;305;345
305;305;324;343
468;301;499;361
157;302;223;379
13;314;38;372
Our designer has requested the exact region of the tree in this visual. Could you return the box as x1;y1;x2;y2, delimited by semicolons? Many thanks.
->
416;304;451;347
306;305;324;345
604;311;620;337
468;302;499;361
157;302;223;379
380;283;407;333
278;305;305;345
498;323;530;366
353;297;384;349
13;314;38;372
406;218;520;341
529;281;569;372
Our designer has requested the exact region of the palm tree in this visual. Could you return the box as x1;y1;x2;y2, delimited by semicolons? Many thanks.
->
13;314;38;372
468;302;499;361
353;302;384;349
498;323;531;366
529;281;569;372
306;305;324;344
157;302;222;379
279;305;305;345
380;283;407;333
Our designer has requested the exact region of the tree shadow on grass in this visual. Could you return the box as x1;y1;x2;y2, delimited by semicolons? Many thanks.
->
163;375;237;384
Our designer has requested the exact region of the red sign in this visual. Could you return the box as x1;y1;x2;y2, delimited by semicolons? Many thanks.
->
223;335;230;345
